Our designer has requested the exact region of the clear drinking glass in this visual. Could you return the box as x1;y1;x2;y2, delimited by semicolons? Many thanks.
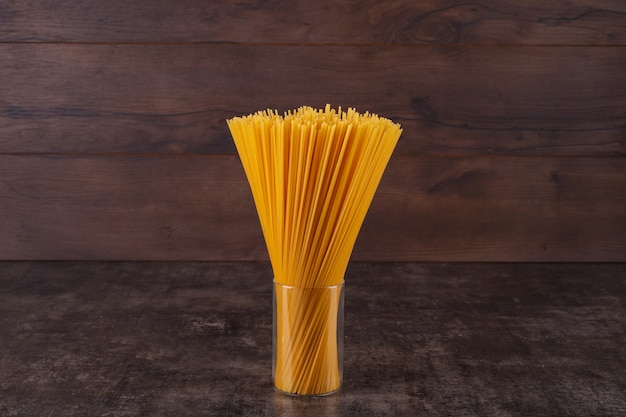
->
273;281;344;396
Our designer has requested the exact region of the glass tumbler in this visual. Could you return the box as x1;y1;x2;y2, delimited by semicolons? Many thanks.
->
273;281;344;396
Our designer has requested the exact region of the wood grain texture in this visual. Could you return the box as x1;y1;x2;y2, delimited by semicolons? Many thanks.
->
1;0;625;45
360;155;626;262
0;155;259;261
1;44;625;156
2;1;625;262
1;155;624;261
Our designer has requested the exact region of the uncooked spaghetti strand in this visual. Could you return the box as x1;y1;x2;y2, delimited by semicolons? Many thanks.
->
290;120;317;285
284;119;301;283
316;117;363;283
297;124;335;287
230;106;400;288
312;121;379;285
320;122;400;284
276;288;320;391
336;130;398;263
287;121;311;285
272;118;287;279
229;118;278;267
301;122;347;286
284;119;305;284
281;288;340;394
294;108;343;284
301;294;339;393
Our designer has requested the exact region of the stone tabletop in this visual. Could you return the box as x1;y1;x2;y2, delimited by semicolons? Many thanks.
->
1;262;625;416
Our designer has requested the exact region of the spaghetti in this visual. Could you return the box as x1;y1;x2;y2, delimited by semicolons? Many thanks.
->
227;104;401;395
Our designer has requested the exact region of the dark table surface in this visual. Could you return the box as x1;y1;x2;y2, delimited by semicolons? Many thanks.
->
1;262;625;416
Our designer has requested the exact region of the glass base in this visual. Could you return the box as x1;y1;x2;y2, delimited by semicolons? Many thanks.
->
273;385;342;397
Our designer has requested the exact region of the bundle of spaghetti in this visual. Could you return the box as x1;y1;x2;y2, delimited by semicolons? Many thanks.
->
227;104;401;395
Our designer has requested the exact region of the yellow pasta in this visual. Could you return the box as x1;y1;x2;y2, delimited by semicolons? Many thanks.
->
227;104;401;395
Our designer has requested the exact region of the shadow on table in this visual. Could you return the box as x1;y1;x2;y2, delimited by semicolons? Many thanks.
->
272;390;341;417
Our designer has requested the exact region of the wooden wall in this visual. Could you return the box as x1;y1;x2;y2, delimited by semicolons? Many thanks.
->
1;1;625;262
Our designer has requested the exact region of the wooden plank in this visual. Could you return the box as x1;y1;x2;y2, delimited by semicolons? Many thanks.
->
1;44;625;156
359;155;626;262
1;155;624;261
0;155;261;261
1;0;625;45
